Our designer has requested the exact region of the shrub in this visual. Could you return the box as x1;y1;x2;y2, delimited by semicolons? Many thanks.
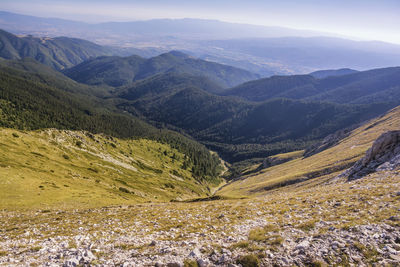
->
183;259;199;267
119;187;130;194
88;167;98;173
249;228;267;242
237;254;260;267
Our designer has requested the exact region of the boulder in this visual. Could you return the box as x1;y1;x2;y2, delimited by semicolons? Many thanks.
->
341;131;400;180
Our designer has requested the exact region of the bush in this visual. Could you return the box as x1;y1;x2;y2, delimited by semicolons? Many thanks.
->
88;167;98;173
119;187;130;193
183;260;198;267
237;254;260;267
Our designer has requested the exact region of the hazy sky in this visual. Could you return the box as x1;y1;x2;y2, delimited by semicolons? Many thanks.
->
2;0;400;43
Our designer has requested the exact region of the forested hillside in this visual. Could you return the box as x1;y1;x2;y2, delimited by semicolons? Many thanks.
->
0;62;222;182
113;72;394;163
0;29;115;70
64;51;259;89
224;67;400;105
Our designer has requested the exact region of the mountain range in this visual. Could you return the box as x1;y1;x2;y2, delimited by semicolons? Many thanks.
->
0;29;114;70
113;75;393;164
2;11;400;76
224;67;400;104
195;37;400;75
2;9;400;267
309;68;358;79
63;51;259;88
0;11;327;40
1;29;399;169
0;58;222;182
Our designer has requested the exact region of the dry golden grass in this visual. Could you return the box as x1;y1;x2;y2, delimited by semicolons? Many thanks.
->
218;106;400;198
0;128;221;209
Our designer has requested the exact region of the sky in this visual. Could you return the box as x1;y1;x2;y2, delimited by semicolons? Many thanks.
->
1;0;400;44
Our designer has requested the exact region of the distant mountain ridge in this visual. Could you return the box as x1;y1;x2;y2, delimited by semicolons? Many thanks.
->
3;11;400;76
0;11;325;40
63;51;259;88
0;29;115;70
309;68;359;79
224;67;400;105
1;28;400;167
193;38;400;76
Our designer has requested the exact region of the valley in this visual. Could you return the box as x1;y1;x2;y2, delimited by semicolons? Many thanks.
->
1;118;400;265
0;7;400;266
3;11;400;76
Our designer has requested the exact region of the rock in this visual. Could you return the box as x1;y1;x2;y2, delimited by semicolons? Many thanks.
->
221;248;232;256
389;216;400;221
386;246;398;254
150;240;157;246
351;255;362;262
281;257;290;265
160;247;172;254
218;254;230;264
263;155;293;168
333;202;341;207
63;257;80;267
188;248;202;259
342;131;400;180
320;248;328;255
197;259;210;267
295;240;310;251
332;241;345;248
210;252;220;263
304;126;355;157
167;263;183;267
82;249;96;262
390;254;400;261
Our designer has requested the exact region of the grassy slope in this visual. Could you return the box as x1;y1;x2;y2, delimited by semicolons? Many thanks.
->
218;105;400;198
0;128;218;209
2;165;399;265
0;60;223;182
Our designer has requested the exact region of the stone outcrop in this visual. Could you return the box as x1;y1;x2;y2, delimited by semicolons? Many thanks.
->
304;127;355;158
344;131;400;180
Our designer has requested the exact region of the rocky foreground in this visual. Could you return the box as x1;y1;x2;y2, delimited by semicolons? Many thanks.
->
1;169;400;266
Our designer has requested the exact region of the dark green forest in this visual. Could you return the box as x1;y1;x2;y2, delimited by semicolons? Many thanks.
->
2;28;400;178
63;51;259;89
0;66;221;182
113;72;395;163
